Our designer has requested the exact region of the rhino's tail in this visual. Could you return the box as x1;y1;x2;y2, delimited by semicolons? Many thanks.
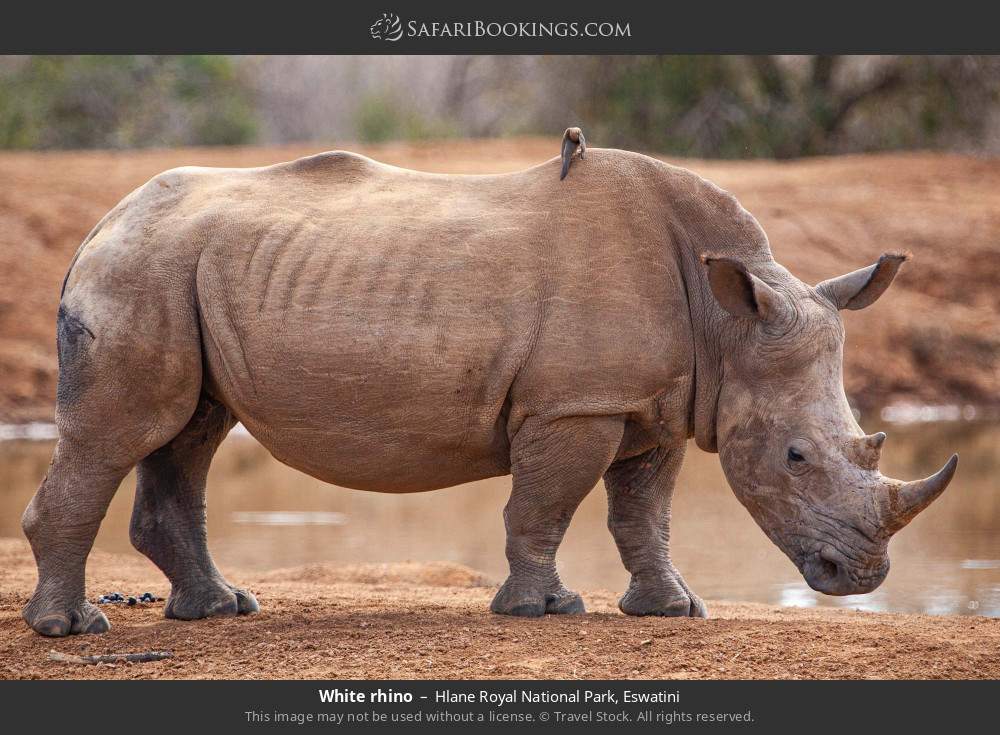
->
560;126;586;180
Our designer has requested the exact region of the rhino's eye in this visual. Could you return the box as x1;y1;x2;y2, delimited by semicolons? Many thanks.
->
787;448;806;463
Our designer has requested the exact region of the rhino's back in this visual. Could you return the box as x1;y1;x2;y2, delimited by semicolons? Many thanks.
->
181;150;692;490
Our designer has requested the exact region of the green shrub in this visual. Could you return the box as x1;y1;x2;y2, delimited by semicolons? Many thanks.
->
355;93;455;143
0;55;258;149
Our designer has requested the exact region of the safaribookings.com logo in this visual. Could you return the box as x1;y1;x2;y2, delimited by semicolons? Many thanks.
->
370;13;631;42
370;12;404;41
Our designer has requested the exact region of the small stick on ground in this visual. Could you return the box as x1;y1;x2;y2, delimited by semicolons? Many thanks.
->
48;650;173;665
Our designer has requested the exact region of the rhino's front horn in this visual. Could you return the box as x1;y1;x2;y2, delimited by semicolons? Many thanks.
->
880;454;959;534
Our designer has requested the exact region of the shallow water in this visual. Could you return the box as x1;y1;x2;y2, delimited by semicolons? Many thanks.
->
2;420;998;616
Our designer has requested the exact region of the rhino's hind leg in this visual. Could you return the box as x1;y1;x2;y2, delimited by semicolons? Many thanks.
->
491;416;624;617
130;395;258;620
604;444;707;618
22;297;203;636
21;447;129;636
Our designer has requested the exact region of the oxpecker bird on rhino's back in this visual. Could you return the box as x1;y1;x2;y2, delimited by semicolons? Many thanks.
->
20;132;957;636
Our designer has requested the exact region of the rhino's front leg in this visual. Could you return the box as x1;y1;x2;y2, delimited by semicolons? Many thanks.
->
491;415;624;617
604;443;707;618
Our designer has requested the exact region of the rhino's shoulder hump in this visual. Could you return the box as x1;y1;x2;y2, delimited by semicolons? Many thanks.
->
571;147;666;179
558;148;722;200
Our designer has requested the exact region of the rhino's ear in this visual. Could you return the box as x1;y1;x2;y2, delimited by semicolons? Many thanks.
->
816;252;909;310
703;256;782;321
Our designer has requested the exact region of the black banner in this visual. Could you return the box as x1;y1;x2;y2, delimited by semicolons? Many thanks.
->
0;1;998;54
2;680;998;731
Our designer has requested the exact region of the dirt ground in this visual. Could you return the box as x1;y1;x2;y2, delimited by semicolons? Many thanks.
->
1;138;999;422
1;539;998;680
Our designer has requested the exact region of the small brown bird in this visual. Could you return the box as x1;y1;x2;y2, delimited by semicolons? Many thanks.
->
560;126;586;180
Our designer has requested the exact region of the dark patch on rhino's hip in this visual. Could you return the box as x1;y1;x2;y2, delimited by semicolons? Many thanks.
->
55;304;95;408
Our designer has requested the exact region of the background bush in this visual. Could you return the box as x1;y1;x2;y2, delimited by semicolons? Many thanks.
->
2;55;998;157
0;56;256;149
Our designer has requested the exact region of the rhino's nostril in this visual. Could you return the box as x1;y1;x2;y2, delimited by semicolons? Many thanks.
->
819;557;839;580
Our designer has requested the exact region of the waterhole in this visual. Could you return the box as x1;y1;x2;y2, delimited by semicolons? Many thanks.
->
1;420;997;616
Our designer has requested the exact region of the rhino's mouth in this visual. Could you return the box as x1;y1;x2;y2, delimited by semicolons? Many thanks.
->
800;544;889;596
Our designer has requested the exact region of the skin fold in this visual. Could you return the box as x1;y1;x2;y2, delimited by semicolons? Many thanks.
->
21;147;957;636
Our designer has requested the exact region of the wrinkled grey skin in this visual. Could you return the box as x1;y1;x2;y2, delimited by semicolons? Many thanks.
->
21;147;957;636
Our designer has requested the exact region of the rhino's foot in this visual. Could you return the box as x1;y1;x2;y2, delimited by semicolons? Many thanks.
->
23;598;110;637
619;579;708;618
165;581;259;621
490;578;585;617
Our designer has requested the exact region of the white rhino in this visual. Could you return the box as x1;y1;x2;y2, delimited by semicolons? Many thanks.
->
22;137;957;636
